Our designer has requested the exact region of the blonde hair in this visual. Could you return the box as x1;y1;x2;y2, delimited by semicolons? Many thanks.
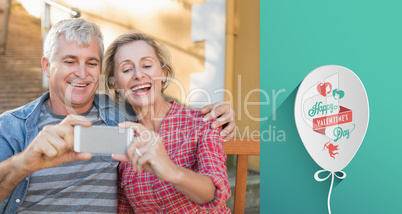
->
103;32;174;100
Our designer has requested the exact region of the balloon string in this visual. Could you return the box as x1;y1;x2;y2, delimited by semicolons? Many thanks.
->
327;172;334;214
314;170;346;214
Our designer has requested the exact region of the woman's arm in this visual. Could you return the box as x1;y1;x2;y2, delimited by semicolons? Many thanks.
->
165;164;216;205
112;122;220;205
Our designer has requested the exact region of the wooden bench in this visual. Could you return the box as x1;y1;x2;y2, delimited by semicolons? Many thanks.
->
223;139;260;214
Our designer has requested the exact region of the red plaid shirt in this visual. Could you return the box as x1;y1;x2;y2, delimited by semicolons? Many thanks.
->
118;102;231;213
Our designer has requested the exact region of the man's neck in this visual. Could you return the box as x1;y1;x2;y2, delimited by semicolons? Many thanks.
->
47;98;93;116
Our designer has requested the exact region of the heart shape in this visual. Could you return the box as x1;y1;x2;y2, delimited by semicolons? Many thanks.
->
332;89;345;100
317;82;332;97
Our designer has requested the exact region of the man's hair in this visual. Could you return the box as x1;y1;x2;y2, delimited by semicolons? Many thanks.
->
103;32;174;100
43;18;104;62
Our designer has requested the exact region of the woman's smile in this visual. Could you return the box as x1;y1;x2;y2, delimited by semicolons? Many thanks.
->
130;82;152;96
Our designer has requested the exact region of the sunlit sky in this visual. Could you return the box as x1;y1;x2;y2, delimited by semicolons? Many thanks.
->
19;0;41;18
18;0;171;19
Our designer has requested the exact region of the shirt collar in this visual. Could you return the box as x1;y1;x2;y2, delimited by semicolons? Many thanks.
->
10;91;50;120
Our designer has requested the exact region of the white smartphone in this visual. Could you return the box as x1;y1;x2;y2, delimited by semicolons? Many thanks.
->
74;125;133;154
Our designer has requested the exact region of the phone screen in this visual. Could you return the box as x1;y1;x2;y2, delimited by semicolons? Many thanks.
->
74;126;132;154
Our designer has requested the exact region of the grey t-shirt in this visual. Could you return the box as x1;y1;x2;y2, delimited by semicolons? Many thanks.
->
17;101;119;213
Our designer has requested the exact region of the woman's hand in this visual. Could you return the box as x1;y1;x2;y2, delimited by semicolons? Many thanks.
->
112;122;177;182
112;121;217;205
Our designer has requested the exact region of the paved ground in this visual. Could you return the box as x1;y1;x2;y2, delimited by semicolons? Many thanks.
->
0;3;44;114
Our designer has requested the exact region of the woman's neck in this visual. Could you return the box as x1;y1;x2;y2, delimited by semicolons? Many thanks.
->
133;99;172;132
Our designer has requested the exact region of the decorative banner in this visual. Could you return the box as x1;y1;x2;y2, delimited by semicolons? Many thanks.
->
294;65;369;213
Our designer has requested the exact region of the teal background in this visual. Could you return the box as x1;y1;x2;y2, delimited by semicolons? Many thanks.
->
260;0;402;213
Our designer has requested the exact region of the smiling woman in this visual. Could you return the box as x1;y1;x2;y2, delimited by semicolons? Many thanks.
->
113;41;165;111
104;33;173;102
103;32;231;213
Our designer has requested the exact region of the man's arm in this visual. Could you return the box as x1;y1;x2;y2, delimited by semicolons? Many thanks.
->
201;102;236;141
0;115;92;201
0;155;31;201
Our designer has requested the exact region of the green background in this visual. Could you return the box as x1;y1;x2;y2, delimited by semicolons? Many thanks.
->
260;0;402;213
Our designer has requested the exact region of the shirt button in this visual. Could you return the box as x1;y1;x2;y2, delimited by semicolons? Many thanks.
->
16;199;21;203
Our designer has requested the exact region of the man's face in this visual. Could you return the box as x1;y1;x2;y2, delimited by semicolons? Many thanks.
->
43;36;101;114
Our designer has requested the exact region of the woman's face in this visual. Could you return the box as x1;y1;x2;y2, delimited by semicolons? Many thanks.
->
113;40;166;108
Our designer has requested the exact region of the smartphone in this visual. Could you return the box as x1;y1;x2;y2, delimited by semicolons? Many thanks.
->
74;125;133;154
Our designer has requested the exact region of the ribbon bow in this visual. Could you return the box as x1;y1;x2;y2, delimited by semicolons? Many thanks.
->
314;169;347;214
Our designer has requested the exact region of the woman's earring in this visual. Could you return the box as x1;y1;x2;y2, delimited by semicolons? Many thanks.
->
162;76;169;89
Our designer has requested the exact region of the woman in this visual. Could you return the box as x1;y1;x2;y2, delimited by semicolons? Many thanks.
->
104;32;231;213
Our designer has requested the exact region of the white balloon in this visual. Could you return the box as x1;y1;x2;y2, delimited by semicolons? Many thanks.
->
295;65;369;172
295;65;369;213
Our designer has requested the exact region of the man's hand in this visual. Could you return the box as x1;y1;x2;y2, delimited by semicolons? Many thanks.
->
0;115;92;202
18;115;92;174
201;102;235;141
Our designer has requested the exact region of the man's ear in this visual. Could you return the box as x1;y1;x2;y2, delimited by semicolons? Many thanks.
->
41;57;50;78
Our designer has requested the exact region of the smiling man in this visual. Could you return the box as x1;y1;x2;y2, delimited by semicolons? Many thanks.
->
0;18;235;213
43;35;101;115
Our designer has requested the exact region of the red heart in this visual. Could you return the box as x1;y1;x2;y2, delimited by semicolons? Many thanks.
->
317;82;332;97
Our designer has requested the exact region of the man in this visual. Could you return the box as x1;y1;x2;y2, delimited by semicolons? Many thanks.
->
0;18;235;213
